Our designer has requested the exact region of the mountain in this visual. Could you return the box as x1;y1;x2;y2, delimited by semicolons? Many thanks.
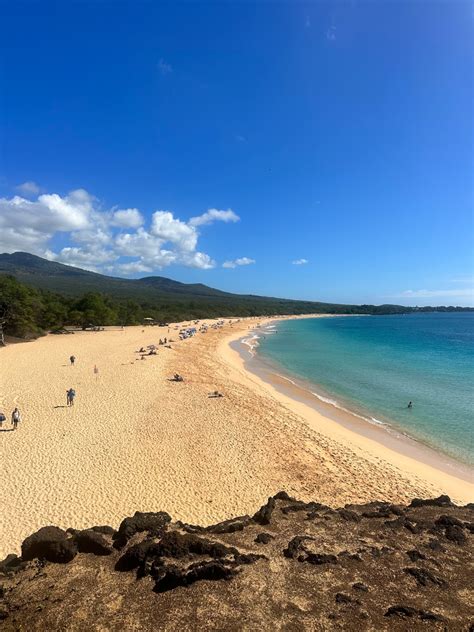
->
0;251;355;314
0;252;233;301
0;492;471;630
0;253;472;322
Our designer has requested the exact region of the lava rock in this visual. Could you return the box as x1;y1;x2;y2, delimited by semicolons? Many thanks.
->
406;550;426;562
335;593;352;604
255;533;273;544
74;530;113;556
306;553;338;565
113;511;172;549
337;509;361;522
153;561;237;593
352;583;369;592
205;516;250;534
91;525;116;536
404;566;446;587
410;495;453;508
0;554;27;575
115;540;161;572
253;498;276;525
21;527;77;563
283;536;314;559
445;525;466;545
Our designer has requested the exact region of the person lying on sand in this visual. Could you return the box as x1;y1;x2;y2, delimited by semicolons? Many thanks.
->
0;411;6;428
171;373;184;382
208;391;224;398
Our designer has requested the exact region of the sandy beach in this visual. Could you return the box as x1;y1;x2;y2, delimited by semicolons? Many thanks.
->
0;316;472;558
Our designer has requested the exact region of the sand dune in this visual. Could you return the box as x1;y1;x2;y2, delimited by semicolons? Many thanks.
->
0;318;472;558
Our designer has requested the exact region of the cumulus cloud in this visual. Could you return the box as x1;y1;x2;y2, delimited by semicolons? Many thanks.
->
222;257;255;269
189;208;239;227
292;258;308;265
111;208;144;228
0;187;239;275
16;181;41;196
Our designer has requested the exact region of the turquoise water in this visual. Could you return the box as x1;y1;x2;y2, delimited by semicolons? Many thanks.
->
256;314;474;465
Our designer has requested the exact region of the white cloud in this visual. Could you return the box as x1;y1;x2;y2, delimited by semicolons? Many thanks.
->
326;26;336;41
292;258;308;265
151;211;198;252
222;257;255;269
189;208;240;227
0;189;93;253
116;260;153;275
111;208;144;228
158;58;172;75
395;289;474;299
16;181;41;196
0;187;239;275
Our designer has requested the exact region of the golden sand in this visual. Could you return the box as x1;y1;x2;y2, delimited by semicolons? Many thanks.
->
0;317;472;558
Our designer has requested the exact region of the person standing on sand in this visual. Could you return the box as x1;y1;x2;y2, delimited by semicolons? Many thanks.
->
70;355;76;366
11;408;21;429
66;388;76;406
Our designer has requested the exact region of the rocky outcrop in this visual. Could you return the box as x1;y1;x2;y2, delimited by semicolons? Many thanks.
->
0;494;472;630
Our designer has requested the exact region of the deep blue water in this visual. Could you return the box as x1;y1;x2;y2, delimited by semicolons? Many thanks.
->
257;314;474;465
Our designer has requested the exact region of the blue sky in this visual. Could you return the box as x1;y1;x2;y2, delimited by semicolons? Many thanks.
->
0;1;472;305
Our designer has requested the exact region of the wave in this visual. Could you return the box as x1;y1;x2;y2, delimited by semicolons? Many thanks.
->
272;371;393;430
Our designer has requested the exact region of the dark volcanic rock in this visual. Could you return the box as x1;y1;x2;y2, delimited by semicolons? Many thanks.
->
384;605;445;622
337;509;361;522
153;561;237;593
283;536;314;559
409;495;453;508
115;540;161;572
254;533;273;544
252;497;276;525
91;525;116;536
335;593;352;604
403;566;446;588
1;494;472;631
204;516;251;534
445;524;467;545
113;511;172;549
406;549;426;562
306;553;338;565
0;554;27;575
73;530;113;556
21;526;77;563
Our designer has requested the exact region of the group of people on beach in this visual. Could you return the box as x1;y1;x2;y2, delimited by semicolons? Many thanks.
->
0;408;21;430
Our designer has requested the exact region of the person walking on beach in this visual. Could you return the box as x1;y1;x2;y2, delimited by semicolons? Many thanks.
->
66;388;76;406
11;408;21;430
70;355;76;366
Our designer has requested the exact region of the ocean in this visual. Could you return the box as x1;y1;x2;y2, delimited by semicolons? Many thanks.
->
254;313;474;465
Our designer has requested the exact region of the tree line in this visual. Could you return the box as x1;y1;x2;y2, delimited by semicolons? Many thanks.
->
0;274;471;340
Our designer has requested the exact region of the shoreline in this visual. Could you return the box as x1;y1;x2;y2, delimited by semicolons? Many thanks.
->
219;316;473;503
1;314;472;559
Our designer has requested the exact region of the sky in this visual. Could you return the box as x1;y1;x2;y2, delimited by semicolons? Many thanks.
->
0;1;472;306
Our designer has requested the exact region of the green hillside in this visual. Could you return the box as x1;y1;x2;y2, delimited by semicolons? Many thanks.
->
0;252;471;339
